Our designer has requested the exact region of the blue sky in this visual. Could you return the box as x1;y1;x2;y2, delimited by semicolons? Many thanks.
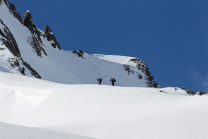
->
9;0;208;92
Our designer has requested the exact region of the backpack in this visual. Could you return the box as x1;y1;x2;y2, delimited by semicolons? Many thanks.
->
100;78;102;82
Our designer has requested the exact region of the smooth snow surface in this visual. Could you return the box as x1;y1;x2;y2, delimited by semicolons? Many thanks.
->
0;72;208;139
0;122;95;139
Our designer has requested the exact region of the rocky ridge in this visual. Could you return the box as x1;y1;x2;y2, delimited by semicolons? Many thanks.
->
0;0;61;78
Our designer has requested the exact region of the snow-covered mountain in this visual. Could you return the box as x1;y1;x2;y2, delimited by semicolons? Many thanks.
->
1;0;208;139
0;0;157;88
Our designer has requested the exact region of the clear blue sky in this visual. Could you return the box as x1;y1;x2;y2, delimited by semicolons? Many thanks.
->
9;0;208;92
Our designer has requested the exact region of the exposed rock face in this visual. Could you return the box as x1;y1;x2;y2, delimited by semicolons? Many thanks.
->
44;25;61;50
129;58;159;88
0;0;22;23
196;91;206;96
73;50;85;59
27;35;47;57
22;11;42;43
23;10;47;57
177;87;195;95
0;19;21;57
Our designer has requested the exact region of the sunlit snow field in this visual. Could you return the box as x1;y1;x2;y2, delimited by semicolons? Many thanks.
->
0;72;208;139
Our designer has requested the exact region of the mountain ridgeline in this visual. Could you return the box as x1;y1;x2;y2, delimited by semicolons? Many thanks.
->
0;0;158;88
0;0;61;78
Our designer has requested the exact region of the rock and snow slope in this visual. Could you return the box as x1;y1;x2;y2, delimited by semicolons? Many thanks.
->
0;72;208;139
0;0;156;87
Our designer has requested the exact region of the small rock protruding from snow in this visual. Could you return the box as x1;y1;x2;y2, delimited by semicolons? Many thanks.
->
196;91;207;96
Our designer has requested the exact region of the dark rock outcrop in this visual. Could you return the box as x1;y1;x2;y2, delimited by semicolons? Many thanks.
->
44;25;61;50
0;19;21;57
23;10;42;44
23;10;47;57
129;58;159;88
196;91;207;96
27;36;47;57
179;87;195;95
73;50;85;59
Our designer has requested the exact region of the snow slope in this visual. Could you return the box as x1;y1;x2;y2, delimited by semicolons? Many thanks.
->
0;71;208;139
0;1;148;87
0;122;95;139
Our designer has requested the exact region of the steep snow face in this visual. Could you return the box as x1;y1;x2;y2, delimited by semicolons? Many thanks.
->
0;72;208;139
0;1;150;87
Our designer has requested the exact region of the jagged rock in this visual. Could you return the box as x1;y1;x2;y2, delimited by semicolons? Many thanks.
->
44;24;61;50
6;58;19;68
0;19;21;57
129;58;158;88
0;0;22;23
196;91;204;96
22;10;47;57
44;25;50;34
179;88;195;95
72;50;85;59
186;90;195;95
27;36;47;57
22;10;42;42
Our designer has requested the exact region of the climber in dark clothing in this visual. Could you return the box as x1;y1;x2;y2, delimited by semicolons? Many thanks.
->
97;78;102;85
21;67;25;75
110;78;116;86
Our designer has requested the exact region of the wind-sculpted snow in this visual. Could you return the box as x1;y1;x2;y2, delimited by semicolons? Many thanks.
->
0;85;49;122
0;72;208;139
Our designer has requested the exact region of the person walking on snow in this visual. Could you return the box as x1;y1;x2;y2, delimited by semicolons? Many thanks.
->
21;67;25;75
97;78;102;85
110;78;116;86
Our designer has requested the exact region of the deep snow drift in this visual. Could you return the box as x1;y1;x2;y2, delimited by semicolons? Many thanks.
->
0;71;208;139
